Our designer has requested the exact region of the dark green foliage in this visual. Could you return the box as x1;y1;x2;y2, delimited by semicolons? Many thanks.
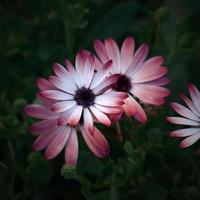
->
0;0;200;199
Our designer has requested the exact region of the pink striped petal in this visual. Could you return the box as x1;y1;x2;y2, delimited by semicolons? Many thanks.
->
95;95;124;107
140;56;164;69
90;106;111;126
93;55;102;70
144;77;170;86
131;98;147;122
180;94;200;117
132;67;168;83
33;127;63;151
122;96;137;117
41;90;73;100
53;63;74;83
167;117;200;126
188;84;200;113
109;112;122;122
120;37;135;73
44;126;71;160
65;128;78;166
170;102;199;121
68;106;83;127
64;58;74;71
80;126;109;158
58;106;76;125
37;78;52;91
126;43;149;75
90;60;113;89
83;108;94;133
170;128;200;137
131;85;169;105
179;133;200;148
94;104;121;114
75;50;91;74
93;74;120;94
25;104;57;119
105;38;121;72
83;54;95;87
30;119;58;133
51;101;76;113
48;76;76;94
93;39;109;63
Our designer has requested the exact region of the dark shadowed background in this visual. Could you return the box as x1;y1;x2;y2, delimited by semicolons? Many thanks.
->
0;0;200;199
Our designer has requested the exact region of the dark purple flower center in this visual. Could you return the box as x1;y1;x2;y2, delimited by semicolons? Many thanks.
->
113;75;131;92
74;87;95;107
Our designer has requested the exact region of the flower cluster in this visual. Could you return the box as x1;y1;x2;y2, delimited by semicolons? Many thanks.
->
25;36;171;165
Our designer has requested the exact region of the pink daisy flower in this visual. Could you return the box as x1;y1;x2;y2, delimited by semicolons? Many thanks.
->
93;37;170;122
167;84;200;149
25;51;126;165
25;78;111;165
40;50;126;131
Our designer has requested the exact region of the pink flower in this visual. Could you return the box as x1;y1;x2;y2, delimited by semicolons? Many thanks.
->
25;51;127;165
25;78;111;165
40;50;126;130
93;37;170;122
167;84;200;148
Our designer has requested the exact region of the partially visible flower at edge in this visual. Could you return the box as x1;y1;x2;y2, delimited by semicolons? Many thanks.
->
93;37;170;122
167;84;200;149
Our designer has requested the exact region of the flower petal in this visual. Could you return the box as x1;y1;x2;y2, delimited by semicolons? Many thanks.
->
126;43;149;75
90;60;112;89
68;105;83;127
167;117;200;126
170;102;200;121
58;106;76;125
105;38;121;72
33;126;63;151
51;101;76;113
65;128;79;166
41;90;73;100
93;74;120;94
93;39;109;63
83;108;94;133
30;119;58;133
37;78;52;91
122;96;137;117
180;94;200;117
25;104;57;119
170;128;200;137
44;126;71;160
131;98;147;122
188;84;200;114
80;126;110;158
48;76;76;94
179;133;200;148
90;106;111;126
131;85;169;105
120;37;135;73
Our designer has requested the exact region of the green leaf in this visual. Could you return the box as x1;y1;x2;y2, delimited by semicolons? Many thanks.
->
26;152;52;185
124;140;134;156
60;164;78;180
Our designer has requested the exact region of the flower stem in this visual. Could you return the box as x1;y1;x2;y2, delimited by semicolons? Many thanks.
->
116;122;123;143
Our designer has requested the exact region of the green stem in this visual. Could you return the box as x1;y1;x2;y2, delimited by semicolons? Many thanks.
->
116;122;123;143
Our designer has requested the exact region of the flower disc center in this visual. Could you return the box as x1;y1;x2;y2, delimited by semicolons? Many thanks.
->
113;75;131;92
74;87;95;107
